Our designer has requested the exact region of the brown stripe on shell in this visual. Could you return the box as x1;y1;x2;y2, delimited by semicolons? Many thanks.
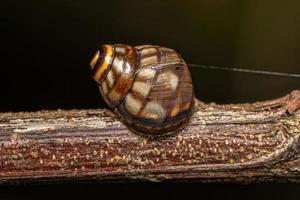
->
91;45;116;84
100;44;139;109
160;51;182;64
91;48;105;76
139;47;158;59
135;45;159;51
139;55;159;68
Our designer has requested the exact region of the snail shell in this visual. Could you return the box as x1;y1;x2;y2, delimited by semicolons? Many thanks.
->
89;44;195;137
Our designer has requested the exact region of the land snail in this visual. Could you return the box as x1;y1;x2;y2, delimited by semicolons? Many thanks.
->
89;44;195;137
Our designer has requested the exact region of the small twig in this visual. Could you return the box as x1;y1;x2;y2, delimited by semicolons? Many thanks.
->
0;90;299;184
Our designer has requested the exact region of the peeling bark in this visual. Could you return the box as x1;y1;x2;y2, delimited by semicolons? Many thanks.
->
0;90;299;184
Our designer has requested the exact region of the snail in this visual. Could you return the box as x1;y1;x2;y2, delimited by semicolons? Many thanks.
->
89;44;195;137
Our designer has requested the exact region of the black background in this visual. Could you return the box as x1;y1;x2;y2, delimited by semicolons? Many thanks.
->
1;0;300;199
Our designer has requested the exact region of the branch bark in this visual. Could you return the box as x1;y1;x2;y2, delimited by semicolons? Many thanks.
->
0;90;300;184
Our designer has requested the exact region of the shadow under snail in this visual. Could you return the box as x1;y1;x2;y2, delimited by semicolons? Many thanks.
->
89;44;195;137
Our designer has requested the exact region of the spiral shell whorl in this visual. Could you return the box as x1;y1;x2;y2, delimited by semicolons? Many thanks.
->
91;44;138;109
90;45;114;84
117;45;194;136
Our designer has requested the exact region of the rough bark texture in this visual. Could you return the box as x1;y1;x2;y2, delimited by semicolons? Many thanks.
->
0;90;299;184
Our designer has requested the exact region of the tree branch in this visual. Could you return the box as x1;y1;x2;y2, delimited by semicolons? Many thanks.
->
0;90;300;184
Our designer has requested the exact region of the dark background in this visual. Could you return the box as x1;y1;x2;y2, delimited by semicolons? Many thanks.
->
1;0;300;199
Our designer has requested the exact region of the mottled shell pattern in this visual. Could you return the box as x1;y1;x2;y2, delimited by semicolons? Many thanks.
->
89;44;195;137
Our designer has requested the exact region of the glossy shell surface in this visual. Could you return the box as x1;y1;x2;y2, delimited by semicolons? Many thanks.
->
90;44;194;137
